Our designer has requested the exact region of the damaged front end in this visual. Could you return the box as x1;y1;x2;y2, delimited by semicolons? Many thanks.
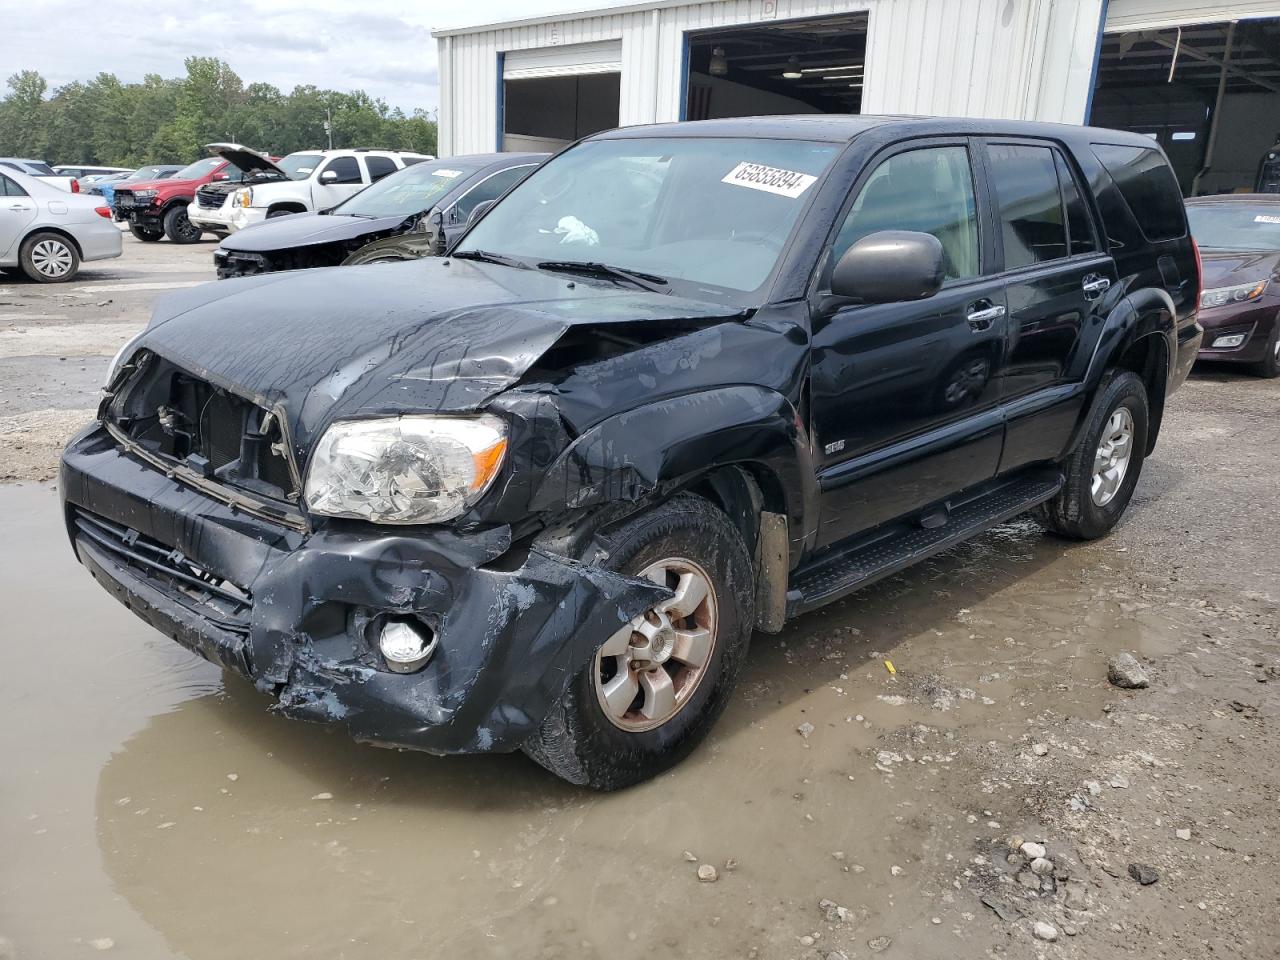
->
61;424;669;753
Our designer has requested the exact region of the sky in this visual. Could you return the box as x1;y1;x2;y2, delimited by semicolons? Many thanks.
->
2;0;632;114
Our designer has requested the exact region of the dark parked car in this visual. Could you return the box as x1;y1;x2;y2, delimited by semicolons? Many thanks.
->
212;153;546;278
1185;195;1280;377
61;116;1200;789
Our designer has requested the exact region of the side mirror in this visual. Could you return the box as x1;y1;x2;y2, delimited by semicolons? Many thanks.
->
467;200;495;225
212;172;228;181
831;230;945;303
320;170;339;183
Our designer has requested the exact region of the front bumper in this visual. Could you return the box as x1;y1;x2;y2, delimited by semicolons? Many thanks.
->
60;424;667;754
228;206;268;233
1195;302;1278;364
115;203;163;230
189;202;234;232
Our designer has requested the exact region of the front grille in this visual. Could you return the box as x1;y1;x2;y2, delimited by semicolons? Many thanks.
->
72;508;252;634
196;184;228;209
114;190;136;209
107;353;298;506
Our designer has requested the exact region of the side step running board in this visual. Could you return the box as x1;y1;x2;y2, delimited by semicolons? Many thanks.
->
785;471;1063;619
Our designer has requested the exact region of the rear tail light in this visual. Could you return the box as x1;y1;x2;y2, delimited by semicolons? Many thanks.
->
94;206;111;219
1191;236;1204;306
71;179;80;193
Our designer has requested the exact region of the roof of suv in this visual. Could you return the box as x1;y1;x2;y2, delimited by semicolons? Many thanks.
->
590;114;1167;148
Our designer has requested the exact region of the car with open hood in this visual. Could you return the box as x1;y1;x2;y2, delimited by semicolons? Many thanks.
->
61;116;1200;789
1186;194;1280;377
212;153;545;278
188;144;294;237
112;155;262;243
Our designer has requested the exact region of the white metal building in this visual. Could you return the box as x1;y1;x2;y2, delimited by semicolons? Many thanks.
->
435;1;1280;194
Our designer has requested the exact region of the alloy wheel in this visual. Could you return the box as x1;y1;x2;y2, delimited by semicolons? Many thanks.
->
31;239;74;278
593;557;718;732
1091;406;1134;506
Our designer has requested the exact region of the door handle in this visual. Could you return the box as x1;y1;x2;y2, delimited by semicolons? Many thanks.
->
965;303;1006;331
8;203;27;210
1082;275;1112;298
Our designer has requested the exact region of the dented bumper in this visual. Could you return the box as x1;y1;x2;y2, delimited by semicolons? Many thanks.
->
60;424;667;754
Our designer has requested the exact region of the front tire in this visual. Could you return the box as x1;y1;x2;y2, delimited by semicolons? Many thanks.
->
163;205;202;244
19;232;80;283
1250;323;1280;378
523;495;754;790
128;224;164;242
1039;370;1149;540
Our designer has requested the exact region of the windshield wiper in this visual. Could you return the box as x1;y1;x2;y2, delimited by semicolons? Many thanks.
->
536;260;670;293
451;249;527;268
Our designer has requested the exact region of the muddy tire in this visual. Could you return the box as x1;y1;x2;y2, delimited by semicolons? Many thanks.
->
128;224;164;242
1039;370;1149;541
162;205;202;244
523;495;754;790
1250;323;1280;379
19;231;80;283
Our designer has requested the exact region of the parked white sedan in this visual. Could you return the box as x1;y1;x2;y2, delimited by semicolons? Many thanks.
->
0;167;122;282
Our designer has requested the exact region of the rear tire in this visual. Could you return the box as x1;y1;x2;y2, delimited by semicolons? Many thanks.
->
128;224;164;242
163;205;202;244
266;208;295;220
19;231;80;283
1250;323;1280;379
523;495;754;790
1039;370;1149;540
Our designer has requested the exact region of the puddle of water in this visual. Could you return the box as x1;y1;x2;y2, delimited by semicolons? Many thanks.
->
0;484;1182;960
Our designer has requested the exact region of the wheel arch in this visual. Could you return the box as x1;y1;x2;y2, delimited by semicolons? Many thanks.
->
267;201;308;216
21;225;83;259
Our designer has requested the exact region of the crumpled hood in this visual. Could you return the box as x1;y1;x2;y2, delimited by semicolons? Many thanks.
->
137;257;740;463
1200;249;1280;289
222;212;406;252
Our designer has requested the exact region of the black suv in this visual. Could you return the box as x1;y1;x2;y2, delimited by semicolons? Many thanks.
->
61;117;1201;790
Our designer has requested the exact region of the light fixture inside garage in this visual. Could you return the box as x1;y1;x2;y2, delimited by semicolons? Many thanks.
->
782;56;802;79
709;46;728;76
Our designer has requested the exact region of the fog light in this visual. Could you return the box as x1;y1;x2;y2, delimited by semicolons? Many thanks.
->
1213;333;1246;349
378;619;436;673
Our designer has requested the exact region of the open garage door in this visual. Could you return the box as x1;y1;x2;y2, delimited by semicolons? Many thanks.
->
501;40;621;152
1091;16;1280;196
683;13;868;122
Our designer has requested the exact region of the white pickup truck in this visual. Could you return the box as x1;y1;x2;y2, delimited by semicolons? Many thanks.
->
0;158;78;193
189;146;433;234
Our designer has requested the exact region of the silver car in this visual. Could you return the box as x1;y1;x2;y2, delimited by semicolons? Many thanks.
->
0;167;122;282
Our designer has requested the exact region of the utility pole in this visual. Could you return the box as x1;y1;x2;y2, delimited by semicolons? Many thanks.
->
324;106;334;149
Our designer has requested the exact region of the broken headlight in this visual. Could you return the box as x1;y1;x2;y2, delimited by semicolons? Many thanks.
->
304;415;507;524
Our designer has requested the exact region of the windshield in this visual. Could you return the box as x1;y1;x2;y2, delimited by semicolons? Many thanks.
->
456;137;840;300
334;160;479;218
279;153;324;180
1187;203;1280;251
172;157;222;180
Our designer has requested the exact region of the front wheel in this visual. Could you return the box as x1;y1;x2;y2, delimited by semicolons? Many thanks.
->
1039;370;1149;540
128;223;164;242
163;205;202;244
1250;323;1280;378
523;495;754;790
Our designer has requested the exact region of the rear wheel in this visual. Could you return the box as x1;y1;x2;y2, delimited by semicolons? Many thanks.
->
1250;323;1280;378
523;495;754;790
19;232;80;283
1039;370;1149;540
162;205;202;244
266;208;296;220
128;224;164;242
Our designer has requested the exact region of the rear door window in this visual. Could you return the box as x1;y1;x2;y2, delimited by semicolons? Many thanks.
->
1056;153;1098;256
365;156;398;182
985;143;1067;268
1091;144;1186;241
0;174;27;196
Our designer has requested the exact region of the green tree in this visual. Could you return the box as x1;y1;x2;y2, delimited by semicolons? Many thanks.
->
0;71;49;157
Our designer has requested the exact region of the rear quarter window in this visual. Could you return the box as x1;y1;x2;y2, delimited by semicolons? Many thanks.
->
1091;143;1186;242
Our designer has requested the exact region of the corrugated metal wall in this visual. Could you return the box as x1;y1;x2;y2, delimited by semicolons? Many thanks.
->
437;0;1111;157
1105;0;1280;31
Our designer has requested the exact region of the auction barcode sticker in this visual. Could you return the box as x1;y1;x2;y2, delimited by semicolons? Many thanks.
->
1254;214;1280;224
722;162;818;199
433;169;464;179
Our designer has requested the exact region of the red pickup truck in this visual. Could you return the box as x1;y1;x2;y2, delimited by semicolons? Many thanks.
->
112;157;250;243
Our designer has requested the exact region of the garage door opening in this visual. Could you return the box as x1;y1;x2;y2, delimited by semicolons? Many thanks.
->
1090;18;1280;196
501;40;621;152
683;13;868;122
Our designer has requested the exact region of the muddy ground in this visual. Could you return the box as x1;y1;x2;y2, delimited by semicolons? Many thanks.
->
0;237;1277;960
